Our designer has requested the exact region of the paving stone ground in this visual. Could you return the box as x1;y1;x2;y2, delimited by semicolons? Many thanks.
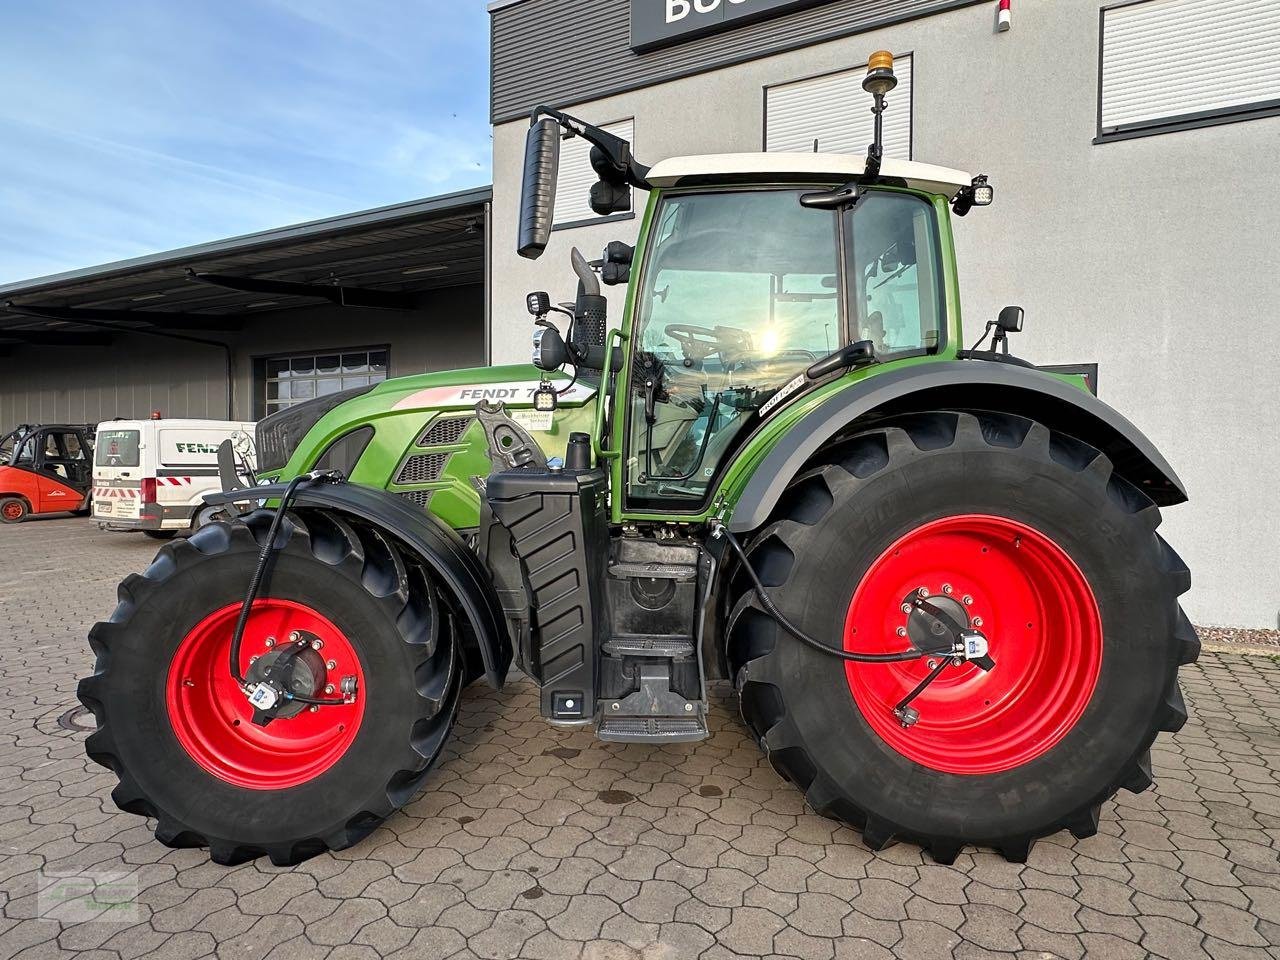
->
1;515;1278;959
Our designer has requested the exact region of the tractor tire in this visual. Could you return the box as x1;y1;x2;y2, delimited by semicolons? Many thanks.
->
727;410;1197;864
1;496;30;523
78;508;461;866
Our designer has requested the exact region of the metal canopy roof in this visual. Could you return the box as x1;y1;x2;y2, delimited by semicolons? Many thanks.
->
0;185;491;347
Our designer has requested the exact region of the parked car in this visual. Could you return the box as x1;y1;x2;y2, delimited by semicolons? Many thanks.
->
93;418;256;539
0;423;95;522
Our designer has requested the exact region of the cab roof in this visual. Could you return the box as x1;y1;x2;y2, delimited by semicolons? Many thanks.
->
645;154;974;200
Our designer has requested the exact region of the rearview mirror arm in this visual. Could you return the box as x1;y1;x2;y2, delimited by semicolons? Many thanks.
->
530;105;652;189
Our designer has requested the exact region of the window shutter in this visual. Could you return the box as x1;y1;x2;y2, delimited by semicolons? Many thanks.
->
554;118;635;226
1100;0;1280;134
765;54;913;159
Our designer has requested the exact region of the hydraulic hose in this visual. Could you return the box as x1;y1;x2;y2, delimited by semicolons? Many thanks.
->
716;525;930;664
227;472;347;708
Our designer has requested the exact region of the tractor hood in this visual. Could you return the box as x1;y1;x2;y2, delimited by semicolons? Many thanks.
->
257;363;598;527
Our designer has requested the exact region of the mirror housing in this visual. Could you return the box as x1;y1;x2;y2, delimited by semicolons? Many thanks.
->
997;305;1024;333
517;118;561;260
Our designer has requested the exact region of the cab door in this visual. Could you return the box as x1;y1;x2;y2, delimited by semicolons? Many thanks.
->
32;430;88;510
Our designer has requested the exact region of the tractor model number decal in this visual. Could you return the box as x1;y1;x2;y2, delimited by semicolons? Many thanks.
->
393;380;596;411
758;373;807;418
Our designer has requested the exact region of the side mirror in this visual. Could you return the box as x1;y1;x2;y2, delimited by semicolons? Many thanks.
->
517;118;561;260
997;305;1024;333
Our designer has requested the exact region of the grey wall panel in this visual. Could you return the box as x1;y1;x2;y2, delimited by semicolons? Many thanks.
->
491;0;983;122
0;282;486;429
0;337;225;428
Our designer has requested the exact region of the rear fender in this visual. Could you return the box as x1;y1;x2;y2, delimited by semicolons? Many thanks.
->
727;360;1186;533
207;480;511;688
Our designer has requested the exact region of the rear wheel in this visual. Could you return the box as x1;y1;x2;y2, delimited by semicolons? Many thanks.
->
1;497;30;523
78;509;461;865
727;411;1198;863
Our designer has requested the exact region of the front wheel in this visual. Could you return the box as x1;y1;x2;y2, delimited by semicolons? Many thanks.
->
1;496;30;523
78;509;461;865
728;411;1198;863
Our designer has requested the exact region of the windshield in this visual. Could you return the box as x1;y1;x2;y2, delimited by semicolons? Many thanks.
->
96;429;140;468
625;187;944;507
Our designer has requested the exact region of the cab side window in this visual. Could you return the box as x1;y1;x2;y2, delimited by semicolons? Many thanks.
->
850;192;943;355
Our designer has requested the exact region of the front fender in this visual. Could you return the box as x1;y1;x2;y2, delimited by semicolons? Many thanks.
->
727;360;1186;533
207;480;511;688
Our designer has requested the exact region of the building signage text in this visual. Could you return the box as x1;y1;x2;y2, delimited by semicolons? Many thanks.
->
630;0;837;52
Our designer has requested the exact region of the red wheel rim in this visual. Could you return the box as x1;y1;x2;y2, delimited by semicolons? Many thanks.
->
2;501;23;521
844;515;1102;775
167;600;364;789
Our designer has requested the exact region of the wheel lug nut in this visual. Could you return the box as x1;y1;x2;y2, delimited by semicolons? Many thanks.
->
264;637;276;648
896;626;907;637
901;603;912;613
942;584;953;595
288;631;300;643
917;586;929;597
249;655;259;664
326;659;337;670
927;659;937;669
311;639;323;651
308;704;319;713
324;684;335;694
962;595;973;606
973;616;984;627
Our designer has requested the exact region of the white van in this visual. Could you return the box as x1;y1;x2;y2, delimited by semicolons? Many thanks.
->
93;418;256;538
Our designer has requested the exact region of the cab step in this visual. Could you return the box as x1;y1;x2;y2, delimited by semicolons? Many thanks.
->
598;715;708;742
596;661;708;743
602;636;695;659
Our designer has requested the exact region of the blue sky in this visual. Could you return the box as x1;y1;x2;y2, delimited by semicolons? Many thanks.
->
0;1;492;285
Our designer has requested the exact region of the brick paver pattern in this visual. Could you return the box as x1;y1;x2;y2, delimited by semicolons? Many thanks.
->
1;516;1278;959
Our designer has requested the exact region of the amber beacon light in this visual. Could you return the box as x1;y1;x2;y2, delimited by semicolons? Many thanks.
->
862;51;898;97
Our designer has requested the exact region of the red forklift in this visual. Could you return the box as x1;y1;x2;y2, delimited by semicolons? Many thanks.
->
0;424;95;522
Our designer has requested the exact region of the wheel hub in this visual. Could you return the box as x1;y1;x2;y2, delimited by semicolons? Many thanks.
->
844;514;1103;775
167;600;365;789
243;633;328;721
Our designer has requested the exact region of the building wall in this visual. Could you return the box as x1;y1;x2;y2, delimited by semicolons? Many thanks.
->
0;282;486;426
489;0;1280;628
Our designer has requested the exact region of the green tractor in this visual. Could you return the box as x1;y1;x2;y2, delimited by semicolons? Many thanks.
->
79;53;1197;867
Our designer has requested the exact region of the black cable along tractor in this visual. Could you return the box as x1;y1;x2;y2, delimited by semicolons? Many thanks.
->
79;52;1198;866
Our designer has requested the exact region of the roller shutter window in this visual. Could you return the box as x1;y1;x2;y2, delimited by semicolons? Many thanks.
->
765;54;913;159
261;348;388;416
554;118;635;228
1099;0;1280;140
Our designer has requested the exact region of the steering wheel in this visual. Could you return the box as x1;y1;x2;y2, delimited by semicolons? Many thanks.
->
664;323;724;363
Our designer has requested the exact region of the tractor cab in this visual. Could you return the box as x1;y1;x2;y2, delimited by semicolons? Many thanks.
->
620;155;963;506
